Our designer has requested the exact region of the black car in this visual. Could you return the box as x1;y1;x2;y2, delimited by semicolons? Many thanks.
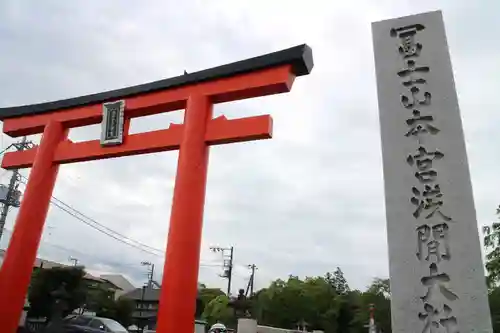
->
61;315;129;332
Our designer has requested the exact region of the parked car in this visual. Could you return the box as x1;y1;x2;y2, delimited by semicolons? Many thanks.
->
61;315;129;332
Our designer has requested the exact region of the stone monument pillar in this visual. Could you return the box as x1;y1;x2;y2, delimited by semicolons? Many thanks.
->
237;318;258;333
194;319;207;333
372;10;492;333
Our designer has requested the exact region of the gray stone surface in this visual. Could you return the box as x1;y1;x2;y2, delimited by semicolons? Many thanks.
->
372;10;492;333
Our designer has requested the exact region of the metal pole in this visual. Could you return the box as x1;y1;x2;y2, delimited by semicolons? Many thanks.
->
227;246;234;296
150;264;155;286
140;285;146;332
250;264;256;296
245;264;256;298
0;136;27;242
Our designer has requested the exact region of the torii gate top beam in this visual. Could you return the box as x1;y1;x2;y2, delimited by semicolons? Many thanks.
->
0;44;313;170
0;44;313;136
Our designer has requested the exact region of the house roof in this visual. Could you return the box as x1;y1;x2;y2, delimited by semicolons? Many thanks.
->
0;249;120;290
100;274;136;292
122;282;207;301
122;287;162;301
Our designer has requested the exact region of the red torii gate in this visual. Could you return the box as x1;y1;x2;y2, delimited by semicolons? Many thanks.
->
0;44;313;333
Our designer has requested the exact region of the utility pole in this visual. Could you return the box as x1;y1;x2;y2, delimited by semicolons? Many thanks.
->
210;245;234;296
140;284;147;331
227;246;234;296
141;261;155;288
0;136;34;242
69;257;79;266
245;264;257;297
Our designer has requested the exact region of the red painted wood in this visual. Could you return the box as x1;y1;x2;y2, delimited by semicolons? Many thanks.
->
0;122;67;333
156;94;211;333
3;65;293;137
1;115;273;169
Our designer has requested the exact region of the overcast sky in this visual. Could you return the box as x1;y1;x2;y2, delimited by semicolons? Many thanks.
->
0;0;499;293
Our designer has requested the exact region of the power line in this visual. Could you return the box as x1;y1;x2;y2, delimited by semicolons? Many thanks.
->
17;175;164;256
15;179;234;269
0;227;149;270
0;227;222;271
52;196;162;253
2;147;166;258
50;198;163;257
0;138;235;279
0;145;14;156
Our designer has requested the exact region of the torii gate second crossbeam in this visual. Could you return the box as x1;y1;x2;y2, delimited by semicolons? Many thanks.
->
0;44;313;333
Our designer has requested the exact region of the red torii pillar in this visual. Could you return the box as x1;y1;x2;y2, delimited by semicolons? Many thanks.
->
0;44;313;333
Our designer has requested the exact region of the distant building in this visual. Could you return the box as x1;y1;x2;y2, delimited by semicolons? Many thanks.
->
100;274;136;299
122;286;161;329
122;284;204;329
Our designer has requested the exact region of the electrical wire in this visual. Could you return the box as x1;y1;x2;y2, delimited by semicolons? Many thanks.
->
18;175;165;256
0;136;244;291
16;177;231;270
51;196;162;253
0;144;13;156
5;153;231;274
0;227;223;271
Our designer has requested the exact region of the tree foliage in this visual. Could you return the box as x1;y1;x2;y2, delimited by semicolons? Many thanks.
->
484;206;500;288
77;281;134;327
366;278;390;297
28;266;87;319
483;205;500;332
202;294;234;327
27;266;133;326
198;286;225;312
201;272;392;333
95;294;134;327
325;267;350;295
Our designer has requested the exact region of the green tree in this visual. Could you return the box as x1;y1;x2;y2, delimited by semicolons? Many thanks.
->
197;271;392;333
325;267;350;295
335;290;363;333
489;286;500;333
484;206;500;288
255;276;341;332
28;266;87;319
113;297;135;327
324;269;356;331
86;285;133;326
198;285;225;312
95;295;134;327
366;278;390;297
92;288;116;318
351;278;391;333
202;294;234;327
